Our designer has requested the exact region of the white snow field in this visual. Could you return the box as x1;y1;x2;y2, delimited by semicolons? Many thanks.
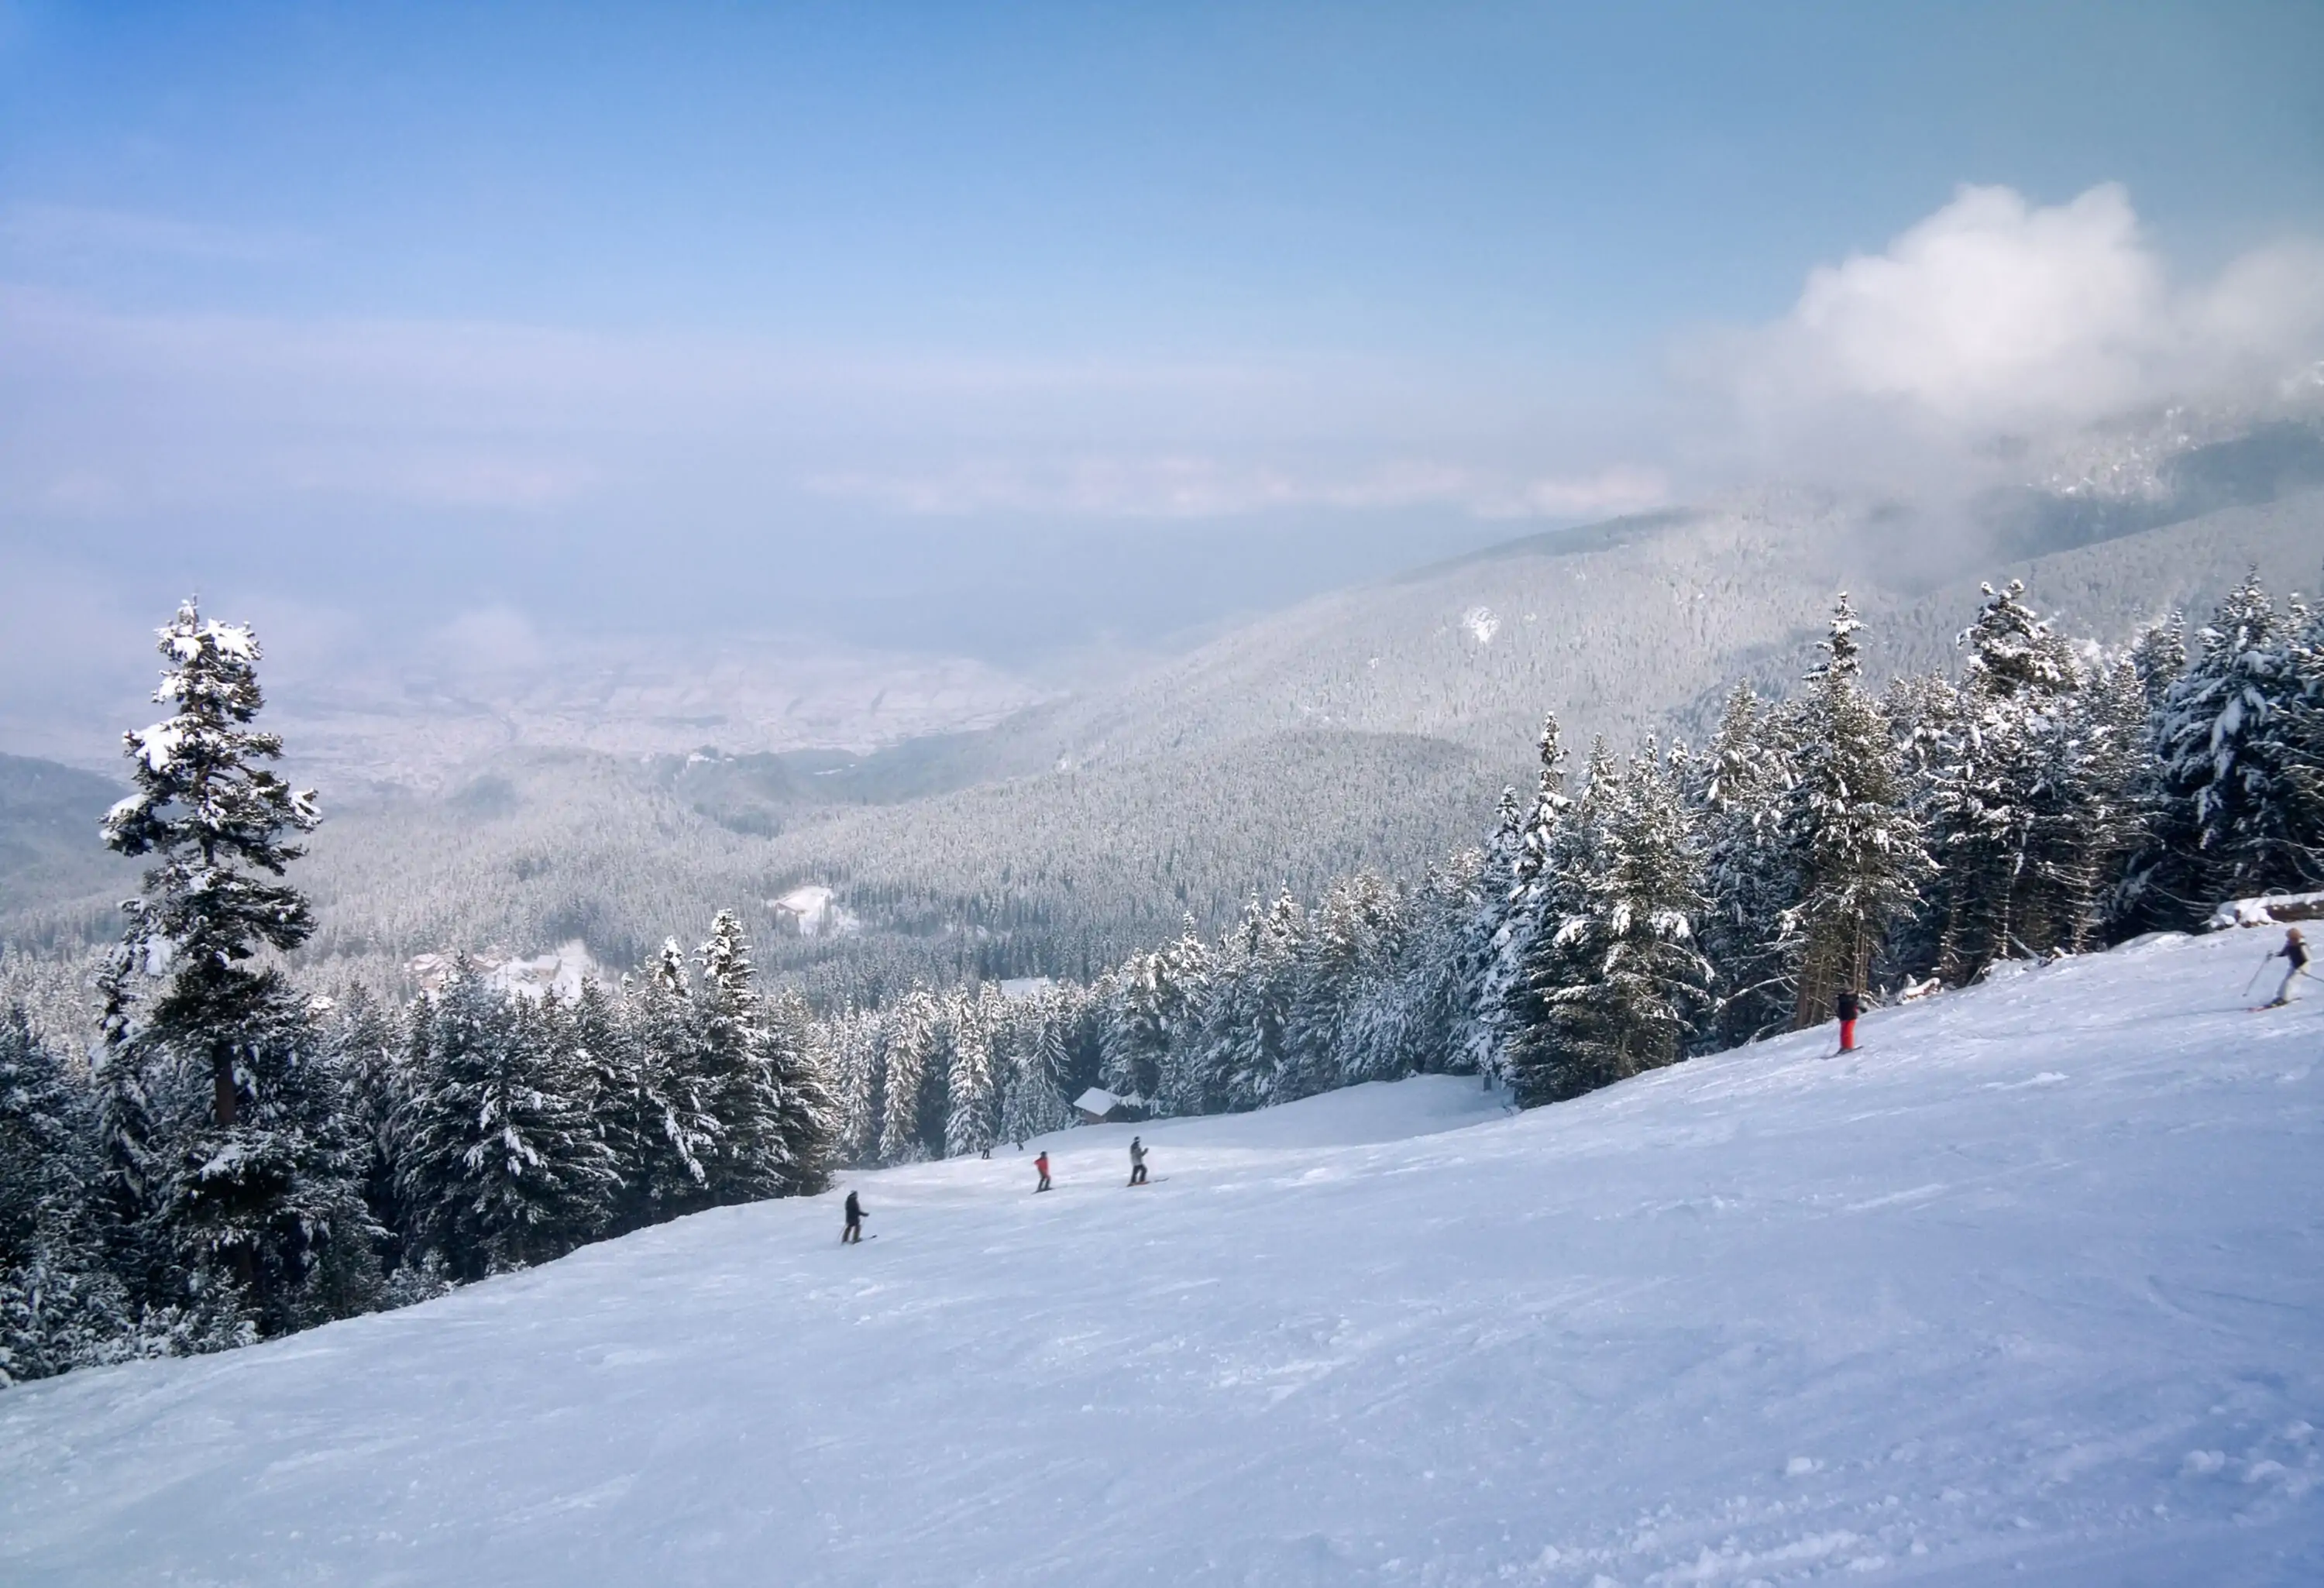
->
6;929;2324;1586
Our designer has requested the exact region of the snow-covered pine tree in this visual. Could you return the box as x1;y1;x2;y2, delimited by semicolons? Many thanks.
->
324;985;410;1276
1287;871;1404;1093
617;944;722;1218
998;989;1078;1143
2274;589;2324;879
569;975;645;1231
820;1004;884;1167
0;1005;146;1384
943;985;999;1158
1503;737;1611;1102
2142;573;2312;916
1784;594;1930;1028
760;986;837;1195
95;600;373;1329
2130;612;2186;713
1145;919;1218;1117
1475;716;1572;1085
1928;581;2086;981
1518;742;1710;1103
694;911;787;1202
1199;890;1305;1111
876;988;937;1165
1382;851;1489;1078
394;964;613;1280
1693;682;1800;1050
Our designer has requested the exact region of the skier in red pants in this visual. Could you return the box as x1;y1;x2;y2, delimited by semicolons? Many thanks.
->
1836;987;1861;1052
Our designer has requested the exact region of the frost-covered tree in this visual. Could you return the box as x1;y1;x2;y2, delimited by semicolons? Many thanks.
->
694;911;789;1201
0;1006;140;1383
1928;582;2090;981
100;601;320;1133
94;601;373;1327
1783;595;1930;1026
2275;592;2324;875
395;964;613;1280
1197;891;1305;1111
820;1005;885;1167
1105;919;1208;1111
1514;744;1710;1104
1693;683;1799;1049
760;986;837;1195
998;990;1078;1143
1476;716;1573;1085
324;985;410;1275
943;985;1000;1158
877;988;938;1164
2141;573;2313;915
615;944;722;1218
1288;871;1405;1092
2130;612;2186;712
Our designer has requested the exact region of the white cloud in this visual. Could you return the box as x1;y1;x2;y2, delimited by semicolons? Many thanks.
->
1700;184;2324;481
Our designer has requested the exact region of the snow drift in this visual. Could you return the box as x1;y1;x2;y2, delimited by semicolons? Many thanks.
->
3;926;2322;1585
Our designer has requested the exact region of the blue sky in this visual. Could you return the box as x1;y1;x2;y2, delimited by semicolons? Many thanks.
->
2;1;2321;712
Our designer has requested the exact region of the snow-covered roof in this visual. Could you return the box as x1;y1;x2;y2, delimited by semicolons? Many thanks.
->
1073;1088;1120;1115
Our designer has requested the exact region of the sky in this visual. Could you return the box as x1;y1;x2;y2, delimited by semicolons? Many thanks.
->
3;1;2322;745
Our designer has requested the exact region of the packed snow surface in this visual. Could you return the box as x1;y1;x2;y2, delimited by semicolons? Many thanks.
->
6;929;2324;1586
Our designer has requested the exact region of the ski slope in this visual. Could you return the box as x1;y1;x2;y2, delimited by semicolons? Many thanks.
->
5;929;2323;1586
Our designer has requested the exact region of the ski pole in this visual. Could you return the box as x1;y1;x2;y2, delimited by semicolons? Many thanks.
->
2244;955;2274;998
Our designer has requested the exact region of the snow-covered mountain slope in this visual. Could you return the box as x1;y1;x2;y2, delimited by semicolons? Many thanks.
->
7;927;2322;1586
1016;488;2324;774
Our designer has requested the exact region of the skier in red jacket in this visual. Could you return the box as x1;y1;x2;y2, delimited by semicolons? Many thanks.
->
1034;1151;1052;1192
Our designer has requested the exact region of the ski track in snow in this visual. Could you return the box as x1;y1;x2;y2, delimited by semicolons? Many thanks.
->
4;929;2323;1585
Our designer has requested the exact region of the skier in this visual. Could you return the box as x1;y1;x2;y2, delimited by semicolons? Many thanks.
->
1128;1136;1148;1186
2264;926;2310;1008
1835;986;1861;1053
1034;1150;1052;1192
841;1189;865;1243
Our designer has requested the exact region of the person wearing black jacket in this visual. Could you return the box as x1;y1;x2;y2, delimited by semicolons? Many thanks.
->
1836;987;1862;1053
842;1189;865;1243
2266;927;2309;1009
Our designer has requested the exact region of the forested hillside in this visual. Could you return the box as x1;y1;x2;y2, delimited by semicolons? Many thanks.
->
3;490;2318;1036
9;550;2321;1383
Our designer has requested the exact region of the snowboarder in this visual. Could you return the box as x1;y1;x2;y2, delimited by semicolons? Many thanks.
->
2264;927;2310;1008
841;1189;865;1243
1128;1136;1148;1186
1034;1151;1052;1192
1835;987;1861;1053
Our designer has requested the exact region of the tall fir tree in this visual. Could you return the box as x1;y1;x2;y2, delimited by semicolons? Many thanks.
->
1693;682;1800;1048
760;986;838;1196
1515;743;1710;1103
97;600;375;1332
1783;594;1930;1027
619;944;723;1216
1479;715;1573;1085
943;986;1000;1158
1929;581;2086;981
694;911;788;1201
2143;573;2311;916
